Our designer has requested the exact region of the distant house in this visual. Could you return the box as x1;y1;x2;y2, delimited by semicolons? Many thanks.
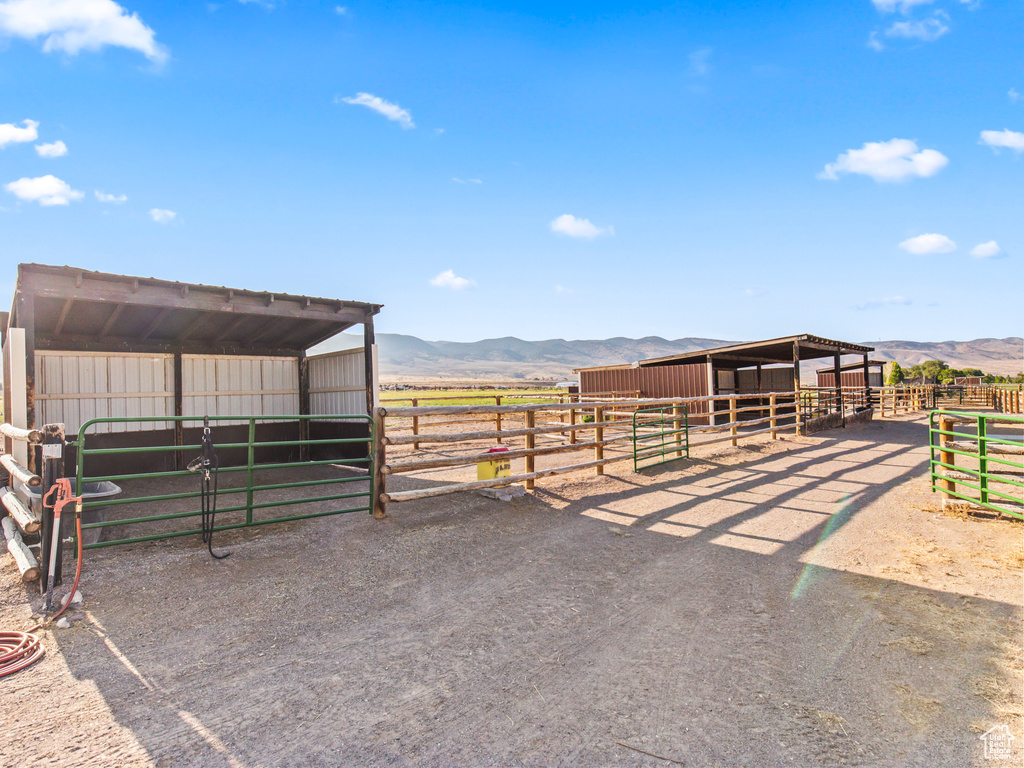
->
954;376;981;386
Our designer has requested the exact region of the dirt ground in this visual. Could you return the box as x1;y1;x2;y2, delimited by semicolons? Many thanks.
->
1;412;1021;767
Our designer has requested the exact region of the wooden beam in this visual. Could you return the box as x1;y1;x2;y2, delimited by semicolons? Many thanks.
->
363;317;376;415
212;314;249;342
793;341;802;435
175;311;210;342
53;298;74;336
20;270;374;325
34;332;302;358
98;303;125;336
138;306;173;341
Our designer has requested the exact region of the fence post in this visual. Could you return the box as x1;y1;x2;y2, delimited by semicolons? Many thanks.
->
495;396;502;444
569;400;577;445
939;411;955;502
729;396;738;447
673;405;684;456
39;423;66;594
246;418;255;525
372;407;387;519
411;398;420;450
525;410;536;489
595;406;604;476
977;415;988;506
770;395;778;439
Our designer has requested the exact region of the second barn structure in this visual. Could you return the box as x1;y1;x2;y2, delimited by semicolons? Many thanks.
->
575;334;875;430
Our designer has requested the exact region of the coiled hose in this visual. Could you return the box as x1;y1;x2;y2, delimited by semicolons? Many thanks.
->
0;512;84;679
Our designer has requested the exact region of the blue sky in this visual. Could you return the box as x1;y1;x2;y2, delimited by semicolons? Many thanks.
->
1;0;1021;344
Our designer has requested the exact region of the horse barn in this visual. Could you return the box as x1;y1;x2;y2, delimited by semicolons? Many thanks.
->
574;334;876;429
2;262;381;483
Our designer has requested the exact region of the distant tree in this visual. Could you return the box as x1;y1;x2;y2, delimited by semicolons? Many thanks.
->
907;364;924;379
887;361;906;386
921;360;948;381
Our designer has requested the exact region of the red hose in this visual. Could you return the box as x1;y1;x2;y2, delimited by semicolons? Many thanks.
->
0;514;84;679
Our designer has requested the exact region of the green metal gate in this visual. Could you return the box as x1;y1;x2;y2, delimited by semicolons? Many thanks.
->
74;413;374;548
928;410;1023;519
632;405;689;471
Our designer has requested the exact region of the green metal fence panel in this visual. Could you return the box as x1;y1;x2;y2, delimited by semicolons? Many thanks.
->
632;406;689;471
74;413;374;548
928;410;1024;520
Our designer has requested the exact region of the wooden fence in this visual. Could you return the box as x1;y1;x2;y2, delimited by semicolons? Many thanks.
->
371;391;814;514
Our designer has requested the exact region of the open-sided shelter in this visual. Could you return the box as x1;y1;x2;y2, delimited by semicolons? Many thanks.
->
575;334;875;425
2;264;382;474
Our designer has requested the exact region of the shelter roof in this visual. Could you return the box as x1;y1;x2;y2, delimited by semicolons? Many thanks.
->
9;263;381;356
575;334;874;373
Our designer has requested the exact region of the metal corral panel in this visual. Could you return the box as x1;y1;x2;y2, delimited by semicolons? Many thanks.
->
182;355;299;424
580;362;710;421
36;351;174;435
308;348;366;415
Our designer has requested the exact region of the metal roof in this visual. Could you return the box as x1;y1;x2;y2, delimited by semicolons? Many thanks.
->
9;263;382;356
575;334;874;372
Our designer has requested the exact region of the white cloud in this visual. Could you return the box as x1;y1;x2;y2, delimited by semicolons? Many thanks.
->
549;214;613;240
970;241;1004;259
856;296;911;310
35;139;67;157
334;5;347;14
1010;88;1021;104
867;32;885;51
149;207;176;223
980;128;1024;152
0;0;168;63
0;119;39;147
819;138;948;182
429;269;474;290
688;47;712;77
899;233;956;254
872;0;935;13
5;174;83;205
95;189;126;203
885;17;949;42
337;92;414;129
452;177;482;184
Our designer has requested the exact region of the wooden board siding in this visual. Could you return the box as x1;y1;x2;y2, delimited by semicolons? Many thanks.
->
579;362;711;423
817;371;883;388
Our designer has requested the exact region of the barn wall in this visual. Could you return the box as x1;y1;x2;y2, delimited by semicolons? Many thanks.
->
579;362;711;422
308;348;367;415
182;355;300;425
817;371;883;388
36;351;175;436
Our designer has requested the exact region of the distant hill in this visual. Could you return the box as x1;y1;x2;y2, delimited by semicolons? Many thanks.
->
312;334;1023;382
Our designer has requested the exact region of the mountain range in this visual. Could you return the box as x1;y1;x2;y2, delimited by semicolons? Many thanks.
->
313;334;1024;382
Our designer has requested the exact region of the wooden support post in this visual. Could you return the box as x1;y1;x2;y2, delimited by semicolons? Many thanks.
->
770;395;778;439
833;352;842;418
673;405;684;456
298;352;310;463
2;516;40;583
363;317;376;417
595;406;605;475
411;398;420;450
1;485;40;533
20;292;36;474
569;403;577;445
730;396;738;447
495;396;502;444
372;407;387;519
173;351;184;471
792;343;803;436
939;412;955;501
525;410;535;489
